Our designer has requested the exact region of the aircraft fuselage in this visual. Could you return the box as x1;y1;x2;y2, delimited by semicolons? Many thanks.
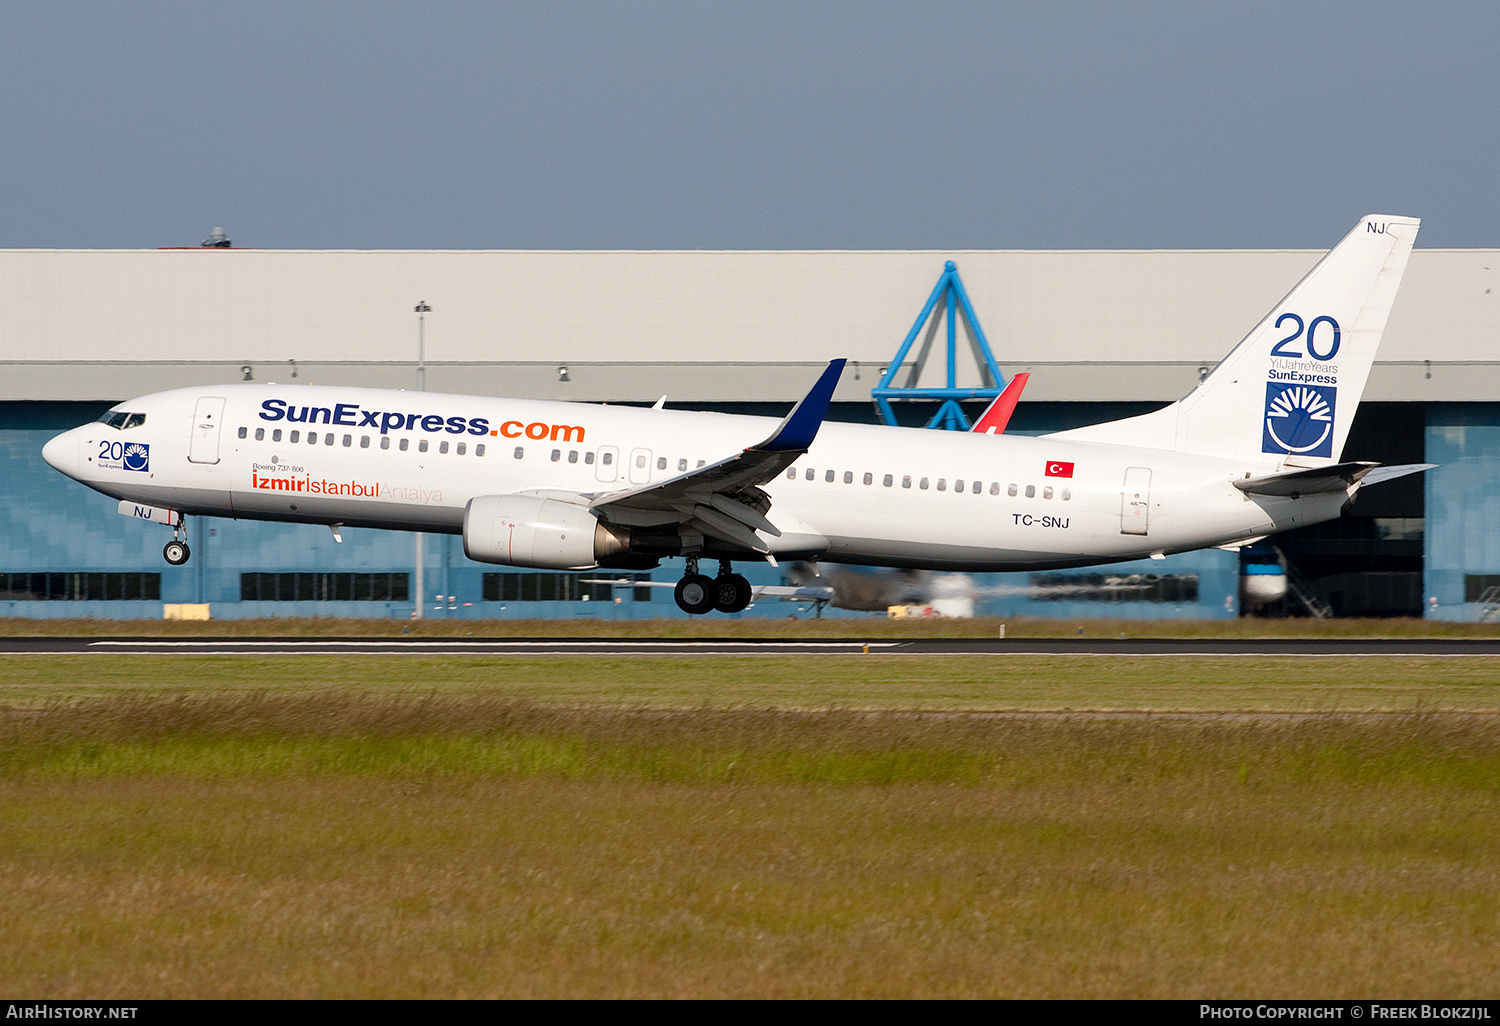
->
43;383;1339;572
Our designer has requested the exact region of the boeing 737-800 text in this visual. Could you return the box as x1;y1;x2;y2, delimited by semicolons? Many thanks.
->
43;215;1430;614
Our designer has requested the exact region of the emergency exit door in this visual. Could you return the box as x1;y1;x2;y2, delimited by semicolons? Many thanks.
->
188;397;226;465
1120;466;1152;535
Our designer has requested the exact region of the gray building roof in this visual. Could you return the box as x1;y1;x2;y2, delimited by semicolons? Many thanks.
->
2;247;1495;402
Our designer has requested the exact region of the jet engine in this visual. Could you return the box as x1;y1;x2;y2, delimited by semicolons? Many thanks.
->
463;494;632;570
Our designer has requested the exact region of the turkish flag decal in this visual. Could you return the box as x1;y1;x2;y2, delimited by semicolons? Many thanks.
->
1044;461;1075;478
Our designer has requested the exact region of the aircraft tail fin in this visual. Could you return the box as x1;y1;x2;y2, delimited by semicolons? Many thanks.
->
1047;215;1420;465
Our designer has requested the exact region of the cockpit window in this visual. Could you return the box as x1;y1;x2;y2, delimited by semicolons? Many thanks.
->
96;411;146;429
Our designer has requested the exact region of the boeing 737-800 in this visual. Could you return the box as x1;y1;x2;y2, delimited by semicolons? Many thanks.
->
42;215;1430;614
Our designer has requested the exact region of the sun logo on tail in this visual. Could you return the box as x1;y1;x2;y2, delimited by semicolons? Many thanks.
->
1262;383;1336;457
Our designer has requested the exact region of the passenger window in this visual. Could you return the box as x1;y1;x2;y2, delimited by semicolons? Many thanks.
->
902;476;911;489
418;439;429;452
569;450;579;463
937;479;947;491
551;449;560;462
602;452;612;465
342;435;352;447
325;433;335;446
456;442;466;455
990;482;999;495
1025;484;1035;498
697;460;705;468
255;427;265;441
1007;483;1018;497
656;457;667;470
786;468;796;479
398;438;408;451
635;454;646;468
238;427;247;439
475;444;486;457
290;430;300;443
514;447;525;459
919;478;929;490
806;468;815;481
273;429;283;442
380;437;390;450
955;480;965;493
1043;486;1053;499
585;452;595;464
360;435;370;448
863;472;873;485
1061;488;1071;501
883;474;893;487
825;470;835;483
678;459;688;472
843;471;853;484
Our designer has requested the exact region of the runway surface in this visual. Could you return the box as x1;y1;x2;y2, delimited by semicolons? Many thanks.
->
5;637;1500;656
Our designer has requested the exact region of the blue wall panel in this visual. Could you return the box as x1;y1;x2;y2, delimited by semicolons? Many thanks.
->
1425;404;1500;620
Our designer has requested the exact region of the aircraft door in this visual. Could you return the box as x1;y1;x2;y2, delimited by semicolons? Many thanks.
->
594;446;619;483
629;447;652;485
188;397;226;465
1120;467;1151;535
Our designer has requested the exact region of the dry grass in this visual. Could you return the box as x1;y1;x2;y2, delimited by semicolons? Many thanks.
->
4;615;1500;639
2;695;1499;997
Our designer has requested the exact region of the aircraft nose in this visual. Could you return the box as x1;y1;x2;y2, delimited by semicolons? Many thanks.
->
42;430;76;476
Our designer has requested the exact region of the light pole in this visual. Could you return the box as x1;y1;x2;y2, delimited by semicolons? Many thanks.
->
413;301;431;619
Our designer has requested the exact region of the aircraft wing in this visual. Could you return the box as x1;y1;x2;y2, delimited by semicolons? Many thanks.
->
971;372;1029;435
586;360;845;553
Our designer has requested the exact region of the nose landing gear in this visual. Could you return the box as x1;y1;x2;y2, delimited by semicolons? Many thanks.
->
163;516;191;565
673;557;753;615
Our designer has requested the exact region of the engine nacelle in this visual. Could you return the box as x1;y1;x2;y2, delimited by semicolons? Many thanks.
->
462;493;631;570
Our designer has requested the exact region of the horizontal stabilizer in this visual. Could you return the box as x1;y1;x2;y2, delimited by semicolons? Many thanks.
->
1233;462;1379;496
1360;463;1436;487
1232;461;1435;497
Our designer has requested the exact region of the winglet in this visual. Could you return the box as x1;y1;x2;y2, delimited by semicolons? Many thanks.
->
971;372;1029;435
753;359;846;453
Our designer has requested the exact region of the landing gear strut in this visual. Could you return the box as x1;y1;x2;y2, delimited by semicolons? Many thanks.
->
163;516;190;566
673;557;753;615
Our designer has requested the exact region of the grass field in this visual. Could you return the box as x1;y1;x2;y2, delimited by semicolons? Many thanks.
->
3;652;1500;710
3;633;1499;997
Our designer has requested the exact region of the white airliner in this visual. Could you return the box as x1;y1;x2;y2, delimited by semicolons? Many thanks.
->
43;214;1430;615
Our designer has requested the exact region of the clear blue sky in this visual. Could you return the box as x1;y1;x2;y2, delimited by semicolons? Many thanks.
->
2;1;1493;250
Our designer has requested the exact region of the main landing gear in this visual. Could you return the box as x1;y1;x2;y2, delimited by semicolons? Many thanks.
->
163;517;190;566
673;558;752;615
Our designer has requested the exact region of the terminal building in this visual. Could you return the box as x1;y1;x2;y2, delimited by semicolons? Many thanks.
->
2;235;1497;620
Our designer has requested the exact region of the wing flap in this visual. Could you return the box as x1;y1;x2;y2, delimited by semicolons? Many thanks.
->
589;360;845;550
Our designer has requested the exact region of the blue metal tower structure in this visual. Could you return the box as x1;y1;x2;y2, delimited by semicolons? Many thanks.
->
872;260;1006;430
